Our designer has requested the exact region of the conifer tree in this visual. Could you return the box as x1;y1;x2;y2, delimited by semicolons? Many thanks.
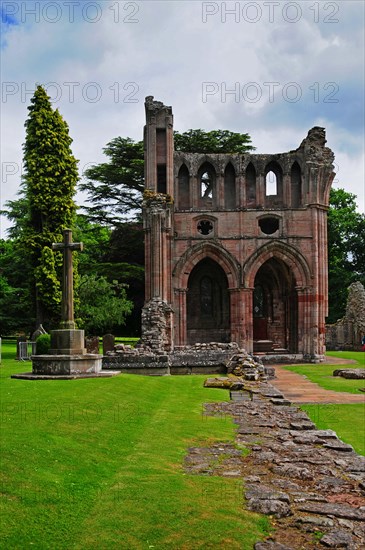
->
22;85;79;327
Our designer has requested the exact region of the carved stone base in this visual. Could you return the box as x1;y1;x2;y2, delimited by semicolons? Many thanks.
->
31;354;103;376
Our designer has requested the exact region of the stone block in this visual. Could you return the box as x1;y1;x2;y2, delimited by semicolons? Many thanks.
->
49;329;86;355
103;333;115;355
85;336;100;354
32;354;102;375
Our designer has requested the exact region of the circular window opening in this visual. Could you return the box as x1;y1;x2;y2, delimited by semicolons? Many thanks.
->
259;217;279;235
197;220;213;235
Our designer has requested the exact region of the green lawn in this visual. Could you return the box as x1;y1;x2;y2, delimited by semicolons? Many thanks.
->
0;342;269;549
301;403;365;455
283;352;365;455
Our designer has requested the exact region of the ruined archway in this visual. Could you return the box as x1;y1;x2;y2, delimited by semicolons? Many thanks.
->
253;258;298;353
187;258;230;344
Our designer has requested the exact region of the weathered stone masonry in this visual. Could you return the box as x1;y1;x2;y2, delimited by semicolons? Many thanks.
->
141;96;335;361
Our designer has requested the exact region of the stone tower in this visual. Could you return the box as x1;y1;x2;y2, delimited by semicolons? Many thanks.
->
142;96;335;361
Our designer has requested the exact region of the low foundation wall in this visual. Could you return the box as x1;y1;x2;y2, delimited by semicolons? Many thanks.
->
102;343;238;375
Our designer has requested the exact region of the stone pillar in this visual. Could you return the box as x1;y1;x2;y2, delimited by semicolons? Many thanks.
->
174;288;187;347
229;288;241;346
142;97;175;352
242;287;254;353
256;173;265;207
191;175;199;209
238;172;245;208
52;229;83;330
283;172;291;207
216;172;224;209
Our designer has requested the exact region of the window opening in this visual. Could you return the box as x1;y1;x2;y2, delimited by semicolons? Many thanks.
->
197;220;213;235
201;171;213;199
259;217;279;235
266;170;277;195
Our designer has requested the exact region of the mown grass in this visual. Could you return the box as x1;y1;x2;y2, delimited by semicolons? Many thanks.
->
283;352;365;455
301;403;365;455
0;341;269;549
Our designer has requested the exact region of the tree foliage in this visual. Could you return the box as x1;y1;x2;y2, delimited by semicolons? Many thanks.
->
73;215;142;336
0;239;34;334
77;274;133;335
20;85;79;327
80;137;144;225
327;188;365;323
1;86;80;330
174;129;255;154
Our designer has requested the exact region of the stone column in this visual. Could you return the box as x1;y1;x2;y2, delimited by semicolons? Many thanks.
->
242;287;254;353
228;288;239;345
52;229;83;330
174;288;187;347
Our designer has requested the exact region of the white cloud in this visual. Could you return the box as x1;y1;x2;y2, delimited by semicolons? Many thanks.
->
1;0;364;238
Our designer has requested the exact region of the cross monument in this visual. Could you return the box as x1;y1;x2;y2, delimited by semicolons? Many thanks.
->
52;229;83;330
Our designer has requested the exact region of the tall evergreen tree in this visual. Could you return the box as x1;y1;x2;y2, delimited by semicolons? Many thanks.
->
21;85;79;327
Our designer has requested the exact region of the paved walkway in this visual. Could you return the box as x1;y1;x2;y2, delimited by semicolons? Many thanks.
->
270;361;365;404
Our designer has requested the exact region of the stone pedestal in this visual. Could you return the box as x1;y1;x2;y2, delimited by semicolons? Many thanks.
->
30;328;102;377
32;354;102;376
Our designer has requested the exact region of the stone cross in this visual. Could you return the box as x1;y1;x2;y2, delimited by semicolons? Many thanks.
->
52;229;83;330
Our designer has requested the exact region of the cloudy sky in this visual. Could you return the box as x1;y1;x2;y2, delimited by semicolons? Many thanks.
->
1;0;364;237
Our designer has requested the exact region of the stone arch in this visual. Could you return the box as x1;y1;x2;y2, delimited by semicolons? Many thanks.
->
243;241;311;289
173;241;240;290
186;258;230;344
174;157;192;176
197;161;216;206
264;161;283;206
253;257;299;352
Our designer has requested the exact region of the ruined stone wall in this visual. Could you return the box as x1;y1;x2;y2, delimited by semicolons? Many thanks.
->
326;282;365;350
142;97;335;361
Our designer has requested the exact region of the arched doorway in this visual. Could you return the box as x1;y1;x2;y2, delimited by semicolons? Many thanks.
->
187;258;230;344
253;258;298;353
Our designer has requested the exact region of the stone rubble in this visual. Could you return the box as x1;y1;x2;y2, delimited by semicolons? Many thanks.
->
333;369;365;380
185;379;365;549
103;342;272;376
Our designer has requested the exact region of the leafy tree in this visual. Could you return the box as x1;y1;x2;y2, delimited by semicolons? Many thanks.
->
80;129;255;226
74;216;144;336
80;137;144;225
174;129;255;154
16;85;79;328
77;274;133;335
100;222;144;336
0;239;34;335
327;188;365;323
73;215;143;336
73;214;112;275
